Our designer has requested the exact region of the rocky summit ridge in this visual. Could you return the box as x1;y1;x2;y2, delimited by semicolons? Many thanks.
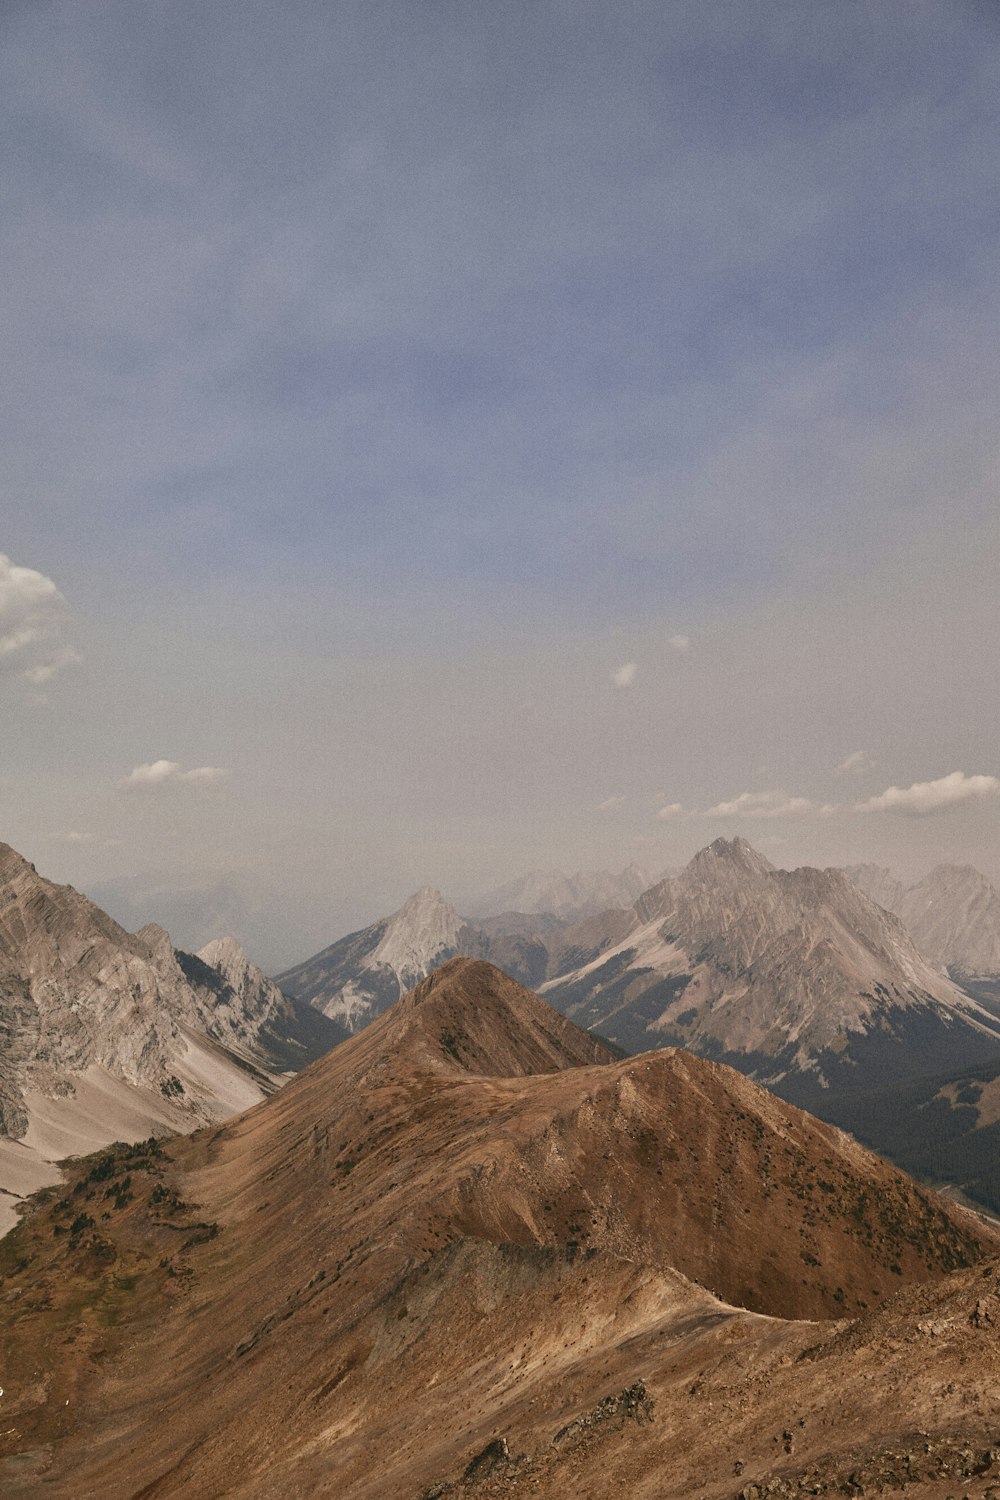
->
0;957;997;1499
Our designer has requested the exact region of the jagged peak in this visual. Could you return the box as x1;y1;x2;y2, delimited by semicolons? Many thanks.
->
0;841;39;879
687;836;775;879
393;885;455;916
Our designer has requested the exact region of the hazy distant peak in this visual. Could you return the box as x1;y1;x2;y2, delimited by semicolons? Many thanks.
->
924;863;993;891
845;860;1000;977
466;863;653;920
395;884;452;914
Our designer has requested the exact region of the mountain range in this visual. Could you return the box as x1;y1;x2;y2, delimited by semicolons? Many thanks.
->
274;839;1000;1214
541;838;1000;1086
2;957;997;1499
462;862;660;920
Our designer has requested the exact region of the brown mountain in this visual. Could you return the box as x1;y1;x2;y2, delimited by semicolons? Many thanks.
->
1;958;995;1499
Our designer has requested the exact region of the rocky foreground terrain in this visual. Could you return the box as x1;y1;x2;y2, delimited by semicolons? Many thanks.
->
1;959;998;1498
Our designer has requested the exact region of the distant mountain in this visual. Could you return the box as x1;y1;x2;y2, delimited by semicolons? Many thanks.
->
86;870;320;973
536;839;1000;1212
463;862;657;920
847;861;1000;979
277;885;551;1028
188;936;344;1070
0;844;338;1234
1;957;993;1499
542;838;1000;1091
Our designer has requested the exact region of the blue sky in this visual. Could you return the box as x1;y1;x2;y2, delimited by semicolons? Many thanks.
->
2;2;999;964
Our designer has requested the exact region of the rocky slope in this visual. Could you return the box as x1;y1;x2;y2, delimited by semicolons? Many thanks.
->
0;844;338;1234
0;958;995;1499
847;861;1000;979
188;935;343;1069
542;838;1000;1091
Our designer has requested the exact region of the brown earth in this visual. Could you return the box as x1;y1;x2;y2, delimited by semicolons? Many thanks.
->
1;958;998;1499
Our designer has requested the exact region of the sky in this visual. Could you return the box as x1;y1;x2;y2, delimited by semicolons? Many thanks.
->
2;1;999;968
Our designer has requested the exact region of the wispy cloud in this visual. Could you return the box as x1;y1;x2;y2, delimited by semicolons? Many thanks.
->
705;790;815;819
597;794;626;812
124;760;229;789
655;801;683;819
857;771;1000;817
0;553;79;685
668;634;690;655
613;662;638;688
833;749;875;778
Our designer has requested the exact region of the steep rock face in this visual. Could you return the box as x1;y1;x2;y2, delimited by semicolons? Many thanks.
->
0;845;335;1234
277;887;466;1028
902;866;1000;979
0;958;993;1500
0;846;214;1137
187;936;345;1070
542;838;1000;1085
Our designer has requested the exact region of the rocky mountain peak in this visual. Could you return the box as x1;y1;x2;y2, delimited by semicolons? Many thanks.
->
694;836;775;878
369;886;464;981
197;934;253;981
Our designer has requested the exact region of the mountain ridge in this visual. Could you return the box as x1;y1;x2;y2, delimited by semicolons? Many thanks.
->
1;957;995;1498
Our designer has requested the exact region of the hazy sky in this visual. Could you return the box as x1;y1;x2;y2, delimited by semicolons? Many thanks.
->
3;1;999;966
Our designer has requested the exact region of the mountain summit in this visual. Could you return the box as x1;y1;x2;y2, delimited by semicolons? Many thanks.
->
543;839;1000;1086
277;885;469;1029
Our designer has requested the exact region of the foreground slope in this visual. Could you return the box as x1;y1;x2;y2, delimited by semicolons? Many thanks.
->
1;959;994;1500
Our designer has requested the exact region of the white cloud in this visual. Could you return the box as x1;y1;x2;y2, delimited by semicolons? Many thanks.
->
705;790;815;819
655;802;683;819
613;662;638;688
833;749;875;778
179;765;229;784
668;634;690;654
124;760;229;788
856;771;1000;817
597;794;626;812
0;553;79;684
